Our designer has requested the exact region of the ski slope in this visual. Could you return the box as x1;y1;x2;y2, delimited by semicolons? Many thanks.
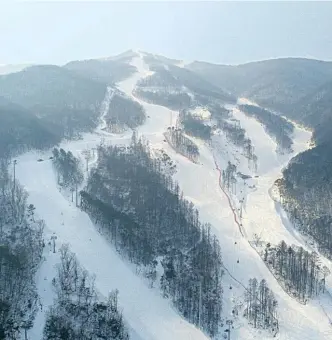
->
16;52;332;339
164;124;332;339
16;55;206;340
16;152;209;340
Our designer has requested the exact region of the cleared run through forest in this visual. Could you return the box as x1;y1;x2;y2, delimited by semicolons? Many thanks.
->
15;56;209;340
169;94;332;339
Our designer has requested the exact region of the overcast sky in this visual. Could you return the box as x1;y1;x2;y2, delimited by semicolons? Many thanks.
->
1;1;332;65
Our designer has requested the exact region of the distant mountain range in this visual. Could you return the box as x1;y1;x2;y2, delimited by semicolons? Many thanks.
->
1;51;332;151
187;57;332;143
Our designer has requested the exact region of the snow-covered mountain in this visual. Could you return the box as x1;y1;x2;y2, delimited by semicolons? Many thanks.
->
2;51;332;340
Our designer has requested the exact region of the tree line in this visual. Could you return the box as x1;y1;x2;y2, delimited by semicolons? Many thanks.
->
52;148;84;204
0;159;44;339
164;127;199;162
239;104;293;153
134;88;192;110
106;93;146;132
0;98;61;159
179;110;212;140
209;105;257;171
244;278;279;335
277;143;332;259
136;62;235;108
222;162;238;195
43;245;129;340
0;65;107;151
263;240;327;302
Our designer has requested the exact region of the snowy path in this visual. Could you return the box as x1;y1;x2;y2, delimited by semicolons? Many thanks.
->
16;53;332;340
97;86;114;133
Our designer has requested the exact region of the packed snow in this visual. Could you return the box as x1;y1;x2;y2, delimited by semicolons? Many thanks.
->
16;52;332;340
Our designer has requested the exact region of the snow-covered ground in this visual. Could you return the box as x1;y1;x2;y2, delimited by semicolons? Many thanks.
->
16;52;332;339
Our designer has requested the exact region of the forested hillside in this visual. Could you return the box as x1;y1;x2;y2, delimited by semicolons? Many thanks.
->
188;58;332;112
135;60;235;111
263;241;326;302
52;148;84;204
0;65;105;109
278;142;332;258
0;65;107;156
165;127;200;162
106;92;146;132
81;135;224;337
0;161;44;339
134;87;192;110
244;279;278;333
64;58;137;85
290;80;332;145
43;245;129;340
179;110;212;140
239;104;294;153
0;96;59;158
273;81;332;259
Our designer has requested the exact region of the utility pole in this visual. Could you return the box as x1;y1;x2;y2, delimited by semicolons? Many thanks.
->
51;235;57;253
12;159;17;221
13;159;17;196
82;148;91;173
198;279;202;329
75;182;78;207
13;159;17;189
225;320;233;340
240;199;243;219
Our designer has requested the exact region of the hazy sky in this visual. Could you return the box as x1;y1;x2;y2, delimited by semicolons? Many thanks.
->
1;1;332;65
